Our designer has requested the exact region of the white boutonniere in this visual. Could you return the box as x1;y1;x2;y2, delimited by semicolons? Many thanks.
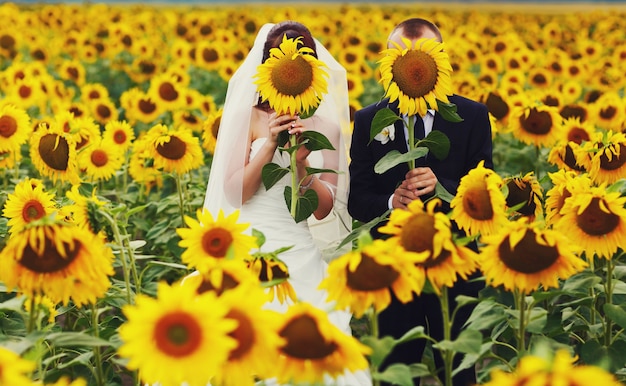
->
373;124;395;145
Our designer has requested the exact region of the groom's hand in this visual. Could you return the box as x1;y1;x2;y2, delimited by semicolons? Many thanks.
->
405;167;437;198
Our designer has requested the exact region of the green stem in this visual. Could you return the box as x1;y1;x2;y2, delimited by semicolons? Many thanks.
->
175;172;186;225
605;258;614;347
370;307;380;386
516;290;526;355
289;134;298;219
407;115;415;170
91;303;105;386
589;255;596;327
440;286;453;386
99;210;134;304
26;296;38;333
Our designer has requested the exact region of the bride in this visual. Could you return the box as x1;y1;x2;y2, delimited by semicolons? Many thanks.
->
204;21;371;386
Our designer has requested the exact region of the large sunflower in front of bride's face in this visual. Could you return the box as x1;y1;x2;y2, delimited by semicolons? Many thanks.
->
555;178;626;259
479;218;587;294
450;160;508;237
0;220;114;307
3;177;57;234
274;302;371;385
118;282;237;386
381;198;479;294
254;35;328;116
177;209;257;271
378;36;453;117
319;238;421;318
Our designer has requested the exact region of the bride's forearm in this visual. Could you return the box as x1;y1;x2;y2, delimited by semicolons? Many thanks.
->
240;140;277;203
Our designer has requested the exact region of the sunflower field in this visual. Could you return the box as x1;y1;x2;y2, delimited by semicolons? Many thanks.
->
1;1;626;386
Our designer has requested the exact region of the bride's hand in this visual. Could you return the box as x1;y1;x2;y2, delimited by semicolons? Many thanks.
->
267;112;298;146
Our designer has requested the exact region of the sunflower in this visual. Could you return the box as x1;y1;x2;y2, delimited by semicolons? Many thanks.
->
273;302;371;385
559;116;594;145
479;217;587;294
381;198;479;294
588;92;625;132
560;103;589;123
44;377;87;386
118;282;238;386
102;119;135;153
247;253;297;305
177;208;257;271
210;284;285;386
0;103;31;152
0;346;35;386
128;133;163;190
482;349;622;386
3;177;57;234
80;82;110;103
378;36;453;117
201;109;222;154
64;185;109;237
120;87;163;125
319;237;421;318
29;123;80;185
182;259;261;296
585;130;626;185
479;90;511;129
147;73;186;111
88;98;119;125
58;59;86;86
144;123;204;175
504;172;544;220
547;140;587;172
0;219;114;306
254;35;328;116
555;178;626;259
450;160;508;237
78;139;124;182
509;104;563;148
544;169;584;227
23;294;58;323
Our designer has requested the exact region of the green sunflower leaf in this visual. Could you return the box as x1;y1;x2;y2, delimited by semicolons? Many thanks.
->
436;100;463;122
369;107;401;145
374;363;416;386
284;186;318;223
604;303;626;330
432;328;482;354
302;130;335;151
305;167;337;175
374;148;428;174
262;162;289;190
417;130;450;160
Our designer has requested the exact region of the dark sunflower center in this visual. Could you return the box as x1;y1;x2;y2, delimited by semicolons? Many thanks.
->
505;179;536;216
498;230;559;274
22;199;46;222
159;82;179;102
96;104;111;119
19;85;32;99
420;249;451;269
91;149;109;167
599;144;626;171
400;213;434;253
201;227;232;257
156;136;186;160
567;127;589;144
226;309;255;360
484;92;509;120
600;106;617;120
462;185;494;221
346;252;400;291
154;312;202;357
202;47;219;63
20;237;80;273
560;105;587;122
139;99;157;114
280;314;337;359
562;144;585;172
556;189;571;215
38;133;70;171
196;272;239;295
257;258;289;281
391;50;438;99
576;197;619;236
113;130;127;144
0;116;18;138
211;117;221;138
271;55;314;97
519;107;553;135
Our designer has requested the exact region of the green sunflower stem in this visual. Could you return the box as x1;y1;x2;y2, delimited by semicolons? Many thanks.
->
605;257;614;347
91;303;105;386
440;286;453;386
175;172;186;226
99;210;135;304
289;134;298;219
588;255;596;327
407;114;415;171
26;295;38;334
370;307;380;386
515;289;527;356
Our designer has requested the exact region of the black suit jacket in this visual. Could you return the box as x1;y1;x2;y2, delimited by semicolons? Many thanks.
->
348;95;493;224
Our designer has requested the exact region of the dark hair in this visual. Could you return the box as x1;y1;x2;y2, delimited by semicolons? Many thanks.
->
392;18;443;42
262;21;317;63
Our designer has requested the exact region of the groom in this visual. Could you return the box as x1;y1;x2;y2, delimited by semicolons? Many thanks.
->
347;18;493;386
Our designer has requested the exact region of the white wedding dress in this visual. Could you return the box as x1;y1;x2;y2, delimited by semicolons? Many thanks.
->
240;138;372;386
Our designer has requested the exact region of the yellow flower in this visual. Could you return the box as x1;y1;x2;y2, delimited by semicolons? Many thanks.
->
177;209;257;271
78;139;124;182
29;123;80;185
43;377;87;386
544;169;582;227
64;185;108;236
128;132;163;190
586;130;626;185
0;103;31;152
247;253;297;305
102;119;135;153
182;259;261;296
0;346;35;386
555;178;626;259
144;123;204;175
118;282;237;386
201;109;222;155
450;160;508;237
319;238;421;318
274;302;371;385
479;217;587;294
254;35;328;116
3;177;57;234
0;220;114;306
378;36;453;116
504;172;544;220
509;104;564;148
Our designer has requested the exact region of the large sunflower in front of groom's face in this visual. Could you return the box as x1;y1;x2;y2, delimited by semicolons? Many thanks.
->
378;36;453;117
254;35;328;116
